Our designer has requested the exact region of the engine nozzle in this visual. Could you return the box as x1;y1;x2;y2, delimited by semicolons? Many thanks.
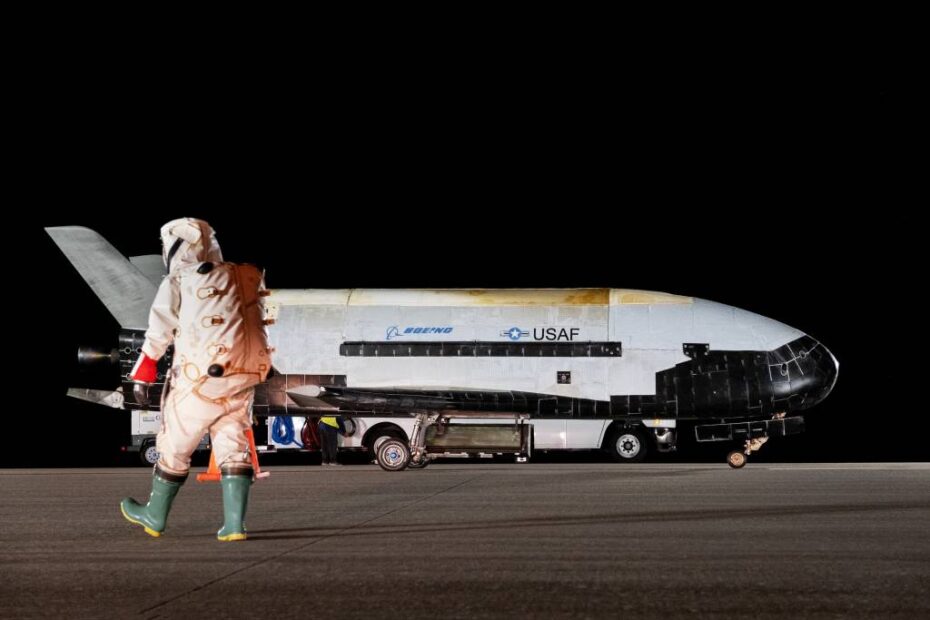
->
77;346;120;367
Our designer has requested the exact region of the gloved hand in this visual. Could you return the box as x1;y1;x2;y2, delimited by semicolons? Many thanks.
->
130;353;158;383
133;382;152;407
130;353;159;406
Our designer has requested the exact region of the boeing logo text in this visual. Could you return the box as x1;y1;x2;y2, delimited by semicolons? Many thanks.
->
386;326;454;340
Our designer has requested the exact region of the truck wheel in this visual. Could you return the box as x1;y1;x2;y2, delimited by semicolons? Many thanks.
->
369;430;405;463
377;439;410;472
606;428;647;463
139;440;159;466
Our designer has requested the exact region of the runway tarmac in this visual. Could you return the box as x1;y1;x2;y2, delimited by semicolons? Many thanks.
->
1;463;928;619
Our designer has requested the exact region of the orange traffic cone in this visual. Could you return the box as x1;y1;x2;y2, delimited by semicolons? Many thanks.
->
197;428;268;482
196;451;221;482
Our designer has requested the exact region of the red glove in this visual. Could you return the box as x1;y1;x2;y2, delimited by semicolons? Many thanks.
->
130;353;158;383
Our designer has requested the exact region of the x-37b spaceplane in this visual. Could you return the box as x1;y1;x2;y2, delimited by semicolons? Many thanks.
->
48;227;838;469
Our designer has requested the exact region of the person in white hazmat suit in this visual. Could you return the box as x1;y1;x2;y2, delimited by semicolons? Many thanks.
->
120;218;272;542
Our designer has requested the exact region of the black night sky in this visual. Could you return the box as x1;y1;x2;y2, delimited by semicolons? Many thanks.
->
12;61;922;465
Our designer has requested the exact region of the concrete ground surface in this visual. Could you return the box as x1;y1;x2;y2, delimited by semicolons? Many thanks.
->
1;463;928;619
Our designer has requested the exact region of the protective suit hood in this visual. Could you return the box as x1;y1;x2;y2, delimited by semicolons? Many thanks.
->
160;218;223;271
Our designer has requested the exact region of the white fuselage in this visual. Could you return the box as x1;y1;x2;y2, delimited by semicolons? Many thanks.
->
262;288;805;452
265;288;803;400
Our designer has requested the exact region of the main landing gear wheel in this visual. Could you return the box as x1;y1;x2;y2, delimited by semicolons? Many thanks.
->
727;451;747;468
407;458;430;469
377;439;410;472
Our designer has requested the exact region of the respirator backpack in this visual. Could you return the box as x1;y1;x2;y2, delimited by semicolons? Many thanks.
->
174;260;272;401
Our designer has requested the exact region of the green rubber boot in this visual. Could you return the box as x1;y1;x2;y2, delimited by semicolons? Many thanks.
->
217;473;252;542
120;469;185;538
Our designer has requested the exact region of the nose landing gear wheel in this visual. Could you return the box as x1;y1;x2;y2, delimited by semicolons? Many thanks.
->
727;451;747;468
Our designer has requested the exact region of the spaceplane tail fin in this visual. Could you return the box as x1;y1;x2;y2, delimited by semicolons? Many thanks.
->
46;226;157;330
